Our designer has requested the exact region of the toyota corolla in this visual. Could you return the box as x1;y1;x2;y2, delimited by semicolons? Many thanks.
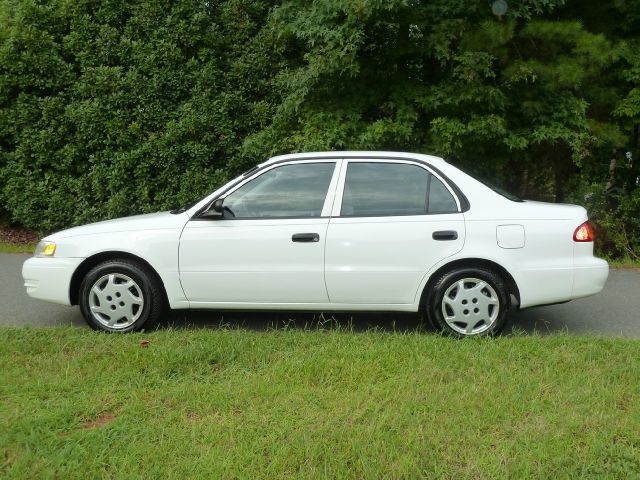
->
22;151;609;336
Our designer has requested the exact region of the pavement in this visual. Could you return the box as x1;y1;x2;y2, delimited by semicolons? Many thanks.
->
2;253;638;336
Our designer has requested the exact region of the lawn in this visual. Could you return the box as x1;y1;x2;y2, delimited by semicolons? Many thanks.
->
607;256;640;270
0;242;35;254
1;327;639;478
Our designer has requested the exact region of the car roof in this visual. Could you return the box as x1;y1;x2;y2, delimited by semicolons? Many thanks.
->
262;151;447;167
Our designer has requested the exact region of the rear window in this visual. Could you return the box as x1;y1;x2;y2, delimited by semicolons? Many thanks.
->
458;165;523;202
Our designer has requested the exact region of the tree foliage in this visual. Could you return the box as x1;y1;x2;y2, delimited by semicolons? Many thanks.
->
0;0;639;257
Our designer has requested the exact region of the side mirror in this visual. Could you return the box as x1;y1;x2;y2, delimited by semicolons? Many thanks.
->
197;198;225;220
212;198;224;213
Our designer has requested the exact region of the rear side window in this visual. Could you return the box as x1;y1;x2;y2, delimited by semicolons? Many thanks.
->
340;162;458;216
428;174;459;213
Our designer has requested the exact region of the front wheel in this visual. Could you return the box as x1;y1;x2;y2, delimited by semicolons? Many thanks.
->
427;268;509;337
79;259;165;332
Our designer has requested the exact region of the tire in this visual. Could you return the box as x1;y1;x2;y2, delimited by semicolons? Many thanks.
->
427;267;509;338
79;259;165;332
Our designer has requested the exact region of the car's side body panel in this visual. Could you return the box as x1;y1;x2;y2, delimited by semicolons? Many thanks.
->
435;219;576;309
180;218;331;305
24;212;190;309
322;157;466;305
179;159;342;306
324;214;465;304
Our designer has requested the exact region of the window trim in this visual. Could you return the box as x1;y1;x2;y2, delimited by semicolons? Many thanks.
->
192;155;469;221
331;159;462;218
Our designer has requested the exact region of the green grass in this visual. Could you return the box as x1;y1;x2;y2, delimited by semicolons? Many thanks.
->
2;328;640;478
0;242;35;254
607;256;640;269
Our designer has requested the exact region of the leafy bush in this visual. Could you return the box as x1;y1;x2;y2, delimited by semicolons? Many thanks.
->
0;0;276;232
0;0;638;260
568;183;640;260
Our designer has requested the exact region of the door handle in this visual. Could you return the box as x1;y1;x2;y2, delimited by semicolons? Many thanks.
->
432;230;458;241
292;233;320;243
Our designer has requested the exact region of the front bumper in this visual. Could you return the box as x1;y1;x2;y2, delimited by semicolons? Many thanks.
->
22;257;84;306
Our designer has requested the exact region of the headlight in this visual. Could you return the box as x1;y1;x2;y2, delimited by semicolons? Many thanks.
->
34;241;56;257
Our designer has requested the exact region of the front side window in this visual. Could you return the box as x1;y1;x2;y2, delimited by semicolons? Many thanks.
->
340;162;458;216
223;162;335;218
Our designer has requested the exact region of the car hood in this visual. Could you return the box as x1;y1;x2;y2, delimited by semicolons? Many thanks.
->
45;211;189;240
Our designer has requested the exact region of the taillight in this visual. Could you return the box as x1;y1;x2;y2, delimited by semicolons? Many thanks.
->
573;221;595;242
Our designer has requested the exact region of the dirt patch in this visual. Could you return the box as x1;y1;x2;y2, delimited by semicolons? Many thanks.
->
185;410;225;424
0;227;38;244
82;413;117;429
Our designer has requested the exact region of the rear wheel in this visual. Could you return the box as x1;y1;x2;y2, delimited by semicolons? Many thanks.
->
427;267;509;337
79;259;165;332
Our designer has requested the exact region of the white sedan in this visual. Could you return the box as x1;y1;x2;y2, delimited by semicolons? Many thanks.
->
23;151;609;337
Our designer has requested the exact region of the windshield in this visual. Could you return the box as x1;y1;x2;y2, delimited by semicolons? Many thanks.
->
482;181;523;202
170;201;197;214
457;165;523;202
171;165;263;215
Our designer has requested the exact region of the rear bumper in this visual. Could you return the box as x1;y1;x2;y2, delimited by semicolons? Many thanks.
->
572;258;609;300
22;257;83;306
517;257;609;309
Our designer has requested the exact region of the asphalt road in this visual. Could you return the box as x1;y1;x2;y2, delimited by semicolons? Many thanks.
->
2;253;639;336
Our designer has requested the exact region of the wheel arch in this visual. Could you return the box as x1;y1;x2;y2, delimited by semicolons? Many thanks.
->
69;251;168;306
419;258;520;310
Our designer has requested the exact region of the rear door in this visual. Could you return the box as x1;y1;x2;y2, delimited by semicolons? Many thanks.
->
324;159;465;305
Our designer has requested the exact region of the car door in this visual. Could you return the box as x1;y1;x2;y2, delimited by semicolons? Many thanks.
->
179;160;340;305
324;159;465;305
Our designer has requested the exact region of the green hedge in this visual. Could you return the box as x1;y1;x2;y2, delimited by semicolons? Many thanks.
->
0;0;274;232
0;0;638;260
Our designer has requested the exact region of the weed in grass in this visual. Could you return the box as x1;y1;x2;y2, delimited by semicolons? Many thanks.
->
607;256;640;270
0;242;35;254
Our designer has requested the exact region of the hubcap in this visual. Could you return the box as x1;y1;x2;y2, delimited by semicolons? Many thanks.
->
441;278;500;335
88;273;144;329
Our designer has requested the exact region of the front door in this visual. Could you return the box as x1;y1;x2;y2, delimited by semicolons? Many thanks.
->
179;160;339;305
